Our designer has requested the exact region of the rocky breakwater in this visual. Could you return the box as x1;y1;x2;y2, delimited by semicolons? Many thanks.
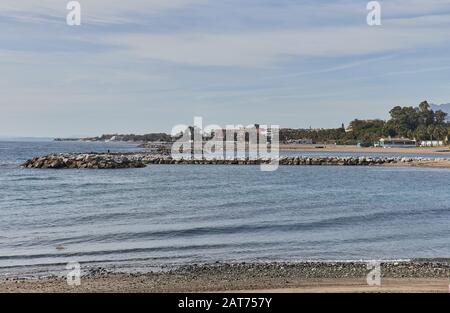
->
22;153;146;169
142;155;416;166
22;153;445;169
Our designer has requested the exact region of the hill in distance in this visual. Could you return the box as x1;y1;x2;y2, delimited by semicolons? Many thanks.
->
430;103;450;114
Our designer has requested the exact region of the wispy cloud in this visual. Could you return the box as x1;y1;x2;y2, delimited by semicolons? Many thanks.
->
0;0;207;25
1;0;450;136
99;19;450;67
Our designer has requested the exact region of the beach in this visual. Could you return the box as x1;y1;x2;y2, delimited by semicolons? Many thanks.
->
3;0;450;297
2;141;450;293
1;261;448;293
280;144;450;155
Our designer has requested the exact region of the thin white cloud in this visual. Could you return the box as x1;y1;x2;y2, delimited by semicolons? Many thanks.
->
381;0;450;17
1;0;450;136
0;0;207;25
100;19;450;67
2;0;449;26
365;65;450;79
262;55;399;80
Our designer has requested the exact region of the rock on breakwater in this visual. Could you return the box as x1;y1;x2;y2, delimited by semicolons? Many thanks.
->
21;153;449;169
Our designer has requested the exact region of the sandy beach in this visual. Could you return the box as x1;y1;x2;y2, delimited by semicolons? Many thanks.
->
1;261;448;293
280;144;450;155
384;158;450;169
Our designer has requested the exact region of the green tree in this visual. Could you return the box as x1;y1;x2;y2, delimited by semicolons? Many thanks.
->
414;125;428;140
433;125;448;141
435;110;448;125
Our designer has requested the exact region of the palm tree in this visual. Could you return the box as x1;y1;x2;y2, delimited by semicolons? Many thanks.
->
434;125;448;142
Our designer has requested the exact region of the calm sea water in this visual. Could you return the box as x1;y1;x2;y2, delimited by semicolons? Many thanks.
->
0;141;449;276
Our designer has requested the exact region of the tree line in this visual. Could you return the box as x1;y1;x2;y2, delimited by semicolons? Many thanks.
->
280;101;449;145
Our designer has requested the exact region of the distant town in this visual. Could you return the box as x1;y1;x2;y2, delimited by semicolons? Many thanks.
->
55;101;450;148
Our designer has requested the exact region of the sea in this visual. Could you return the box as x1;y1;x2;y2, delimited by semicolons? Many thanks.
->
0;140;449;277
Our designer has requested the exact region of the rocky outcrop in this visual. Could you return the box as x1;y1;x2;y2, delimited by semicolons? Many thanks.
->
21;153;445;169
22;153;146;169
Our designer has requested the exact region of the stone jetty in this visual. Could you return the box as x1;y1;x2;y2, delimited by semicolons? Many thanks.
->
21;152;446;169
22;153;146;169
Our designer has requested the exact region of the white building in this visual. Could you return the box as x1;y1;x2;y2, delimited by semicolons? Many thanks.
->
295;138;313;144
376;138;417;148
420;140;444;147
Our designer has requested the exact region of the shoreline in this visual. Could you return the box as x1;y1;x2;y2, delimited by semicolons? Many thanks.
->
280;144;450;155
1;260;448;293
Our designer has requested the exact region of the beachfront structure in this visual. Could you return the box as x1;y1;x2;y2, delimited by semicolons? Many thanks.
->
293;138;314;144
284;138;313;144
420;140;444;147
212;124;272;143
375;138;417;148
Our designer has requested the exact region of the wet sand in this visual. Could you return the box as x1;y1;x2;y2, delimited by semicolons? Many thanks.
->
1;261;448;293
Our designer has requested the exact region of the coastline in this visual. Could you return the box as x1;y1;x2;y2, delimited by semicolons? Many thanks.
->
280;144;450;155
1;260;448;293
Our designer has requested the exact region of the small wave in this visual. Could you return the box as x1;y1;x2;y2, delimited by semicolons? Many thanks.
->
0;243;233;261
8;176;60;182
8;206;449;247
0;163;15;169
87;207;450;240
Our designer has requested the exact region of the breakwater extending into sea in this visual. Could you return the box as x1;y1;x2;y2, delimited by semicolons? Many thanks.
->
2;141;450;277
21;152;450;169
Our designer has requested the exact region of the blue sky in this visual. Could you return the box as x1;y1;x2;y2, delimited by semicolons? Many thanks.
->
1;0;450;137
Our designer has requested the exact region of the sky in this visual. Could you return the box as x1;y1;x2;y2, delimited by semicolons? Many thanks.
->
1;0;450;137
